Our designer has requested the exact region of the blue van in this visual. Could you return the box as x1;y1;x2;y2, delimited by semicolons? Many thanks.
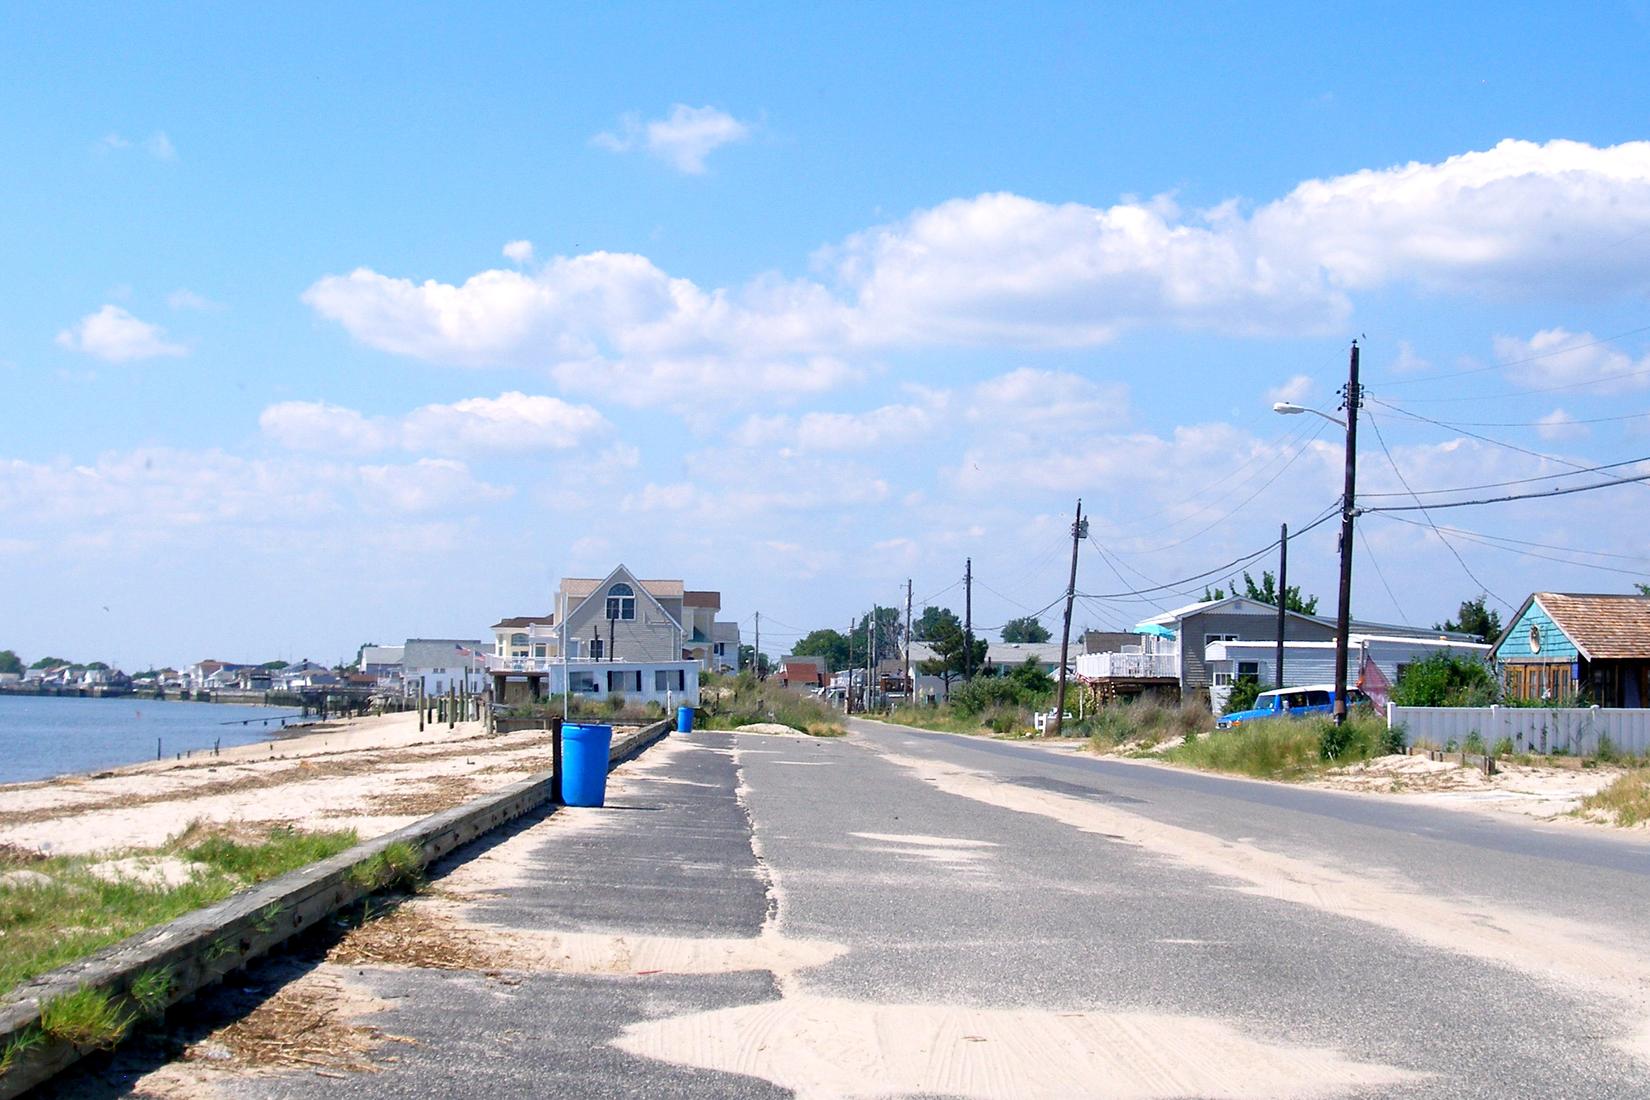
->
1215;683;1369;729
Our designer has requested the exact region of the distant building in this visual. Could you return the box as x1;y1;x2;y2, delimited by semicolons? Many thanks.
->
402;639;489;698
776;655;828;689
1492;592;1650;707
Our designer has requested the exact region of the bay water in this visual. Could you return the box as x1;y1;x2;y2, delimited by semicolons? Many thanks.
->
0;695;306;785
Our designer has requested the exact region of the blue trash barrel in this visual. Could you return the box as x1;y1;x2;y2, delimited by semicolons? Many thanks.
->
561;723;614;807
676;705;695;734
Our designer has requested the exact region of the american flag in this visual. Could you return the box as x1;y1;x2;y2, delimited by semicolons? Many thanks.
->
1357;649;1391;711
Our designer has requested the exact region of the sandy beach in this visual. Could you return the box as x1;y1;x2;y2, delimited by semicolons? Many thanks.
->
0;711;626;856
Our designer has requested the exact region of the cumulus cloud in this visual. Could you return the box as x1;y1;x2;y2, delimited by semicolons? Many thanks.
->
1266;374;1315;405
1493;328;1650;392
593;104;751;174
167;289;222;311
55;305;187;361
503;240;535;264
260;392;611;456
1536;409;1590;441
303;140;1650;403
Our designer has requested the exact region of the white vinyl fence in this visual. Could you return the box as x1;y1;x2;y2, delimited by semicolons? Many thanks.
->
1388;704;1650;756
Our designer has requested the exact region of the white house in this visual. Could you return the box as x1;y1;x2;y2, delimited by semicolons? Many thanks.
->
485;564;703;707
402;638;489;698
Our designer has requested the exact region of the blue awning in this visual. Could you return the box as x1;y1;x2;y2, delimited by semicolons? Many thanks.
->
1134;623;1176;638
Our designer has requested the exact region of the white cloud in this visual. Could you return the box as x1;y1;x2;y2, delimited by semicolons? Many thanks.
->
260;392;611;456
55;305;187;362
593;104;751;174
1536;409;1590;441
303;140;1650;403
1266;374;1314;405
1493;328;1650;393
503;240;535;264
167;289;222;312
1390;340;1429;375
97;131;176;160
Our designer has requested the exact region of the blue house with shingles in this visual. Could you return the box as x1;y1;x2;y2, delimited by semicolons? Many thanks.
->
1491;592;1650;707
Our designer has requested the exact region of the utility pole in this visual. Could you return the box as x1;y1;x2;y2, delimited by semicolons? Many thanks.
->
846;616;854;713
1275;522;1288;690
866;606;876;712
1051;499;1086;738
753;611;760;680
963;557;974;681
904;578;913;703
1332;341;1362;727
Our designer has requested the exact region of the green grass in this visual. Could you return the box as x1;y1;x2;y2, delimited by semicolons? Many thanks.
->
696;674;845;736
1160;712;1398;780
1579;769;1650;827
1080;697;1215;752
346;841;425;892
38;986;129;1049
0;824;357;999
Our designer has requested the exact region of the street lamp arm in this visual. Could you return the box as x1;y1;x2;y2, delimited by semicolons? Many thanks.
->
1272;402;1348;429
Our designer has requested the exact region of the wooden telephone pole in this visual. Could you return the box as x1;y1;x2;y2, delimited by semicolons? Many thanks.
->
1050;499;1086;738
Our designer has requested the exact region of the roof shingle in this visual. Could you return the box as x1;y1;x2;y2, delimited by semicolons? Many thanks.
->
1535;593;1650;660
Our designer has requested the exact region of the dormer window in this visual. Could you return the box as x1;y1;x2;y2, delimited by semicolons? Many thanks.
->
606;583;636;621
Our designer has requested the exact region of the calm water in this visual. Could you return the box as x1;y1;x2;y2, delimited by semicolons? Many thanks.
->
0;695;307;784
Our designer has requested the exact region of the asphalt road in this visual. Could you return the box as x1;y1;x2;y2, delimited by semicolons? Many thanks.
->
59;720;1650;1098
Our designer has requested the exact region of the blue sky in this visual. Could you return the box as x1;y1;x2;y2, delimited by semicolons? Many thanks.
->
5;2;1650;668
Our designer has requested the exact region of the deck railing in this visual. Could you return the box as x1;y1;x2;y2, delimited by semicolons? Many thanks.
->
1075;651;1180;679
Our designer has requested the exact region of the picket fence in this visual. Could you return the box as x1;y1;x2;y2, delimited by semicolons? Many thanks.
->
1388;704;1650;756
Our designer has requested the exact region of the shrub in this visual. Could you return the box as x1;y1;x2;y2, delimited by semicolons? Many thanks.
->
1463;731;1486;755
1222;676;1268;715
1390;653;1497;707
1492;737;1515;757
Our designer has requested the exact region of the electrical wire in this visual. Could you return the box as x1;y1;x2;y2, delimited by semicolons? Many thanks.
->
1358;471;1650;512
1364;412;1512;609
1355;526;1410;624
1078;505;1342;601
1086;535;1171;612
1357;454;1650;498
1374;323;1650;390
1369;513;1650;580
1366;519;1650;564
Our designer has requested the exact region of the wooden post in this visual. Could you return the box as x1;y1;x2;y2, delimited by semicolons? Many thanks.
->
417;680;425;732
448;685;455;729
549;714;565;803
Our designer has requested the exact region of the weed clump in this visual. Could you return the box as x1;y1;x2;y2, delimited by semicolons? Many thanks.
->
39;986;129;1049
1165;711;1395;779
1580;769;1650;827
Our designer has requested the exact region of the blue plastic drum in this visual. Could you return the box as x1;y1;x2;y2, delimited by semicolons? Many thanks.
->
561;722;614;807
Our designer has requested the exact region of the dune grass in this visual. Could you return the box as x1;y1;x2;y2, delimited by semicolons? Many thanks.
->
1158;711;1398;780
696;673;845;736
0;823;358;999
1579;769;1650;827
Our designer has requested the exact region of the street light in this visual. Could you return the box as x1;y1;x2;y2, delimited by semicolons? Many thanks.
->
1273;344;1362;726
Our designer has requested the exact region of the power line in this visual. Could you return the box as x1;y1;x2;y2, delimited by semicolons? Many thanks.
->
1358;471;1650;512
1355;526;1411;624
1374;322;1650;390
1079;505;1342;601
1366;519;1650;564
1358;454;1650;498
1370;513;1650;579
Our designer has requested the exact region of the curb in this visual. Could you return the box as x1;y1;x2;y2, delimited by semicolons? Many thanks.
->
0;718;670;1098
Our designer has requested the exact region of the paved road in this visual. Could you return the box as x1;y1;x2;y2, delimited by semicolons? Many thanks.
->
66;721;1650;1098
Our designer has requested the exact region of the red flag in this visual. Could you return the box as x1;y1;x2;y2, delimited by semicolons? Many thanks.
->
1357;650;1391;711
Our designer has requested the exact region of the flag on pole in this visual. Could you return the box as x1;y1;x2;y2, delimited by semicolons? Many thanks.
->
1356;648;1391;711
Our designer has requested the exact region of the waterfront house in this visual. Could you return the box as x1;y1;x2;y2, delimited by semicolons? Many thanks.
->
402;639;489;698
1492;592;1650;707
484;564;706;708
711;621;741;673
359;645;404;685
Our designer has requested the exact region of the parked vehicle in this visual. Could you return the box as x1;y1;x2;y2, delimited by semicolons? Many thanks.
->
1215;683;1370;729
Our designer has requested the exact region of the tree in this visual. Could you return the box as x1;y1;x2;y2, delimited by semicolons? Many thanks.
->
1240;570;1319;615
918;614;988;693
1635;583;1649;596
29;656;70;670
913;606;954;641
0;650;22;675
793;629;851;671
1001;616;1051;643
738;645;771;677
1436;595;1502;645
353;642;379;669
847;607;905;669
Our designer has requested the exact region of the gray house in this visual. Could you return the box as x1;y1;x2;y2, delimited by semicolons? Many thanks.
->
1079;596;1471;703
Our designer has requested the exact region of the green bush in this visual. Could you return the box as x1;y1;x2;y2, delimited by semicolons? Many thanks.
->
1222;676;1269;715
1390;653;1497;707
1463;731;1486;755
1492;737;1515;757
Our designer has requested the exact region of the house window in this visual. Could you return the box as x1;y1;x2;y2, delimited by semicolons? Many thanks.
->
606;583;636;621
1204;633;1240;649
1237;661;1260;680
590;638;604;660
533;645;546;658
607;669;641;693
570;672;598;693
655;670;670;692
